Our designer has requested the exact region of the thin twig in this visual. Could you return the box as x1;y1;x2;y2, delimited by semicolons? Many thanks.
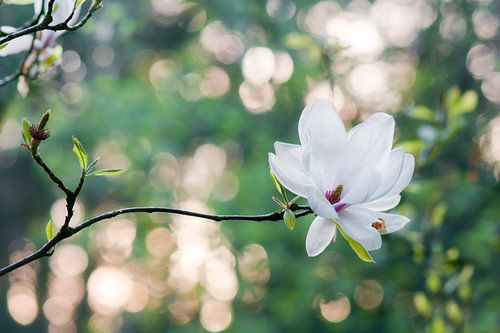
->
32;153;72;196
0;30;37;87
0;0;102;88
0;0;101;46
0;205;314;277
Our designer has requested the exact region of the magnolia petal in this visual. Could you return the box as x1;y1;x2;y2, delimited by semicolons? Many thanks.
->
306;217;337;257
274;142;303;163
269;153;309;198
360;195;401;211
305;185;339;219
340;167;381;205
375;212;410;234
33;0;81;43
386;153;415;196
338;207;382;251
35;0;81;25
302;132;344;192
0;28;33;56
347;113;395;168
274;142;307;176
370;148;405;200
298;99;346;148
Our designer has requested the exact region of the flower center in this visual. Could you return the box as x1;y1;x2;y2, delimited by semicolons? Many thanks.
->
325;185;343;205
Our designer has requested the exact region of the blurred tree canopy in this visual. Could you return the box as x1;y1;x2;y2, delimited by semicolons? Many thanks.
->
0;0;499;332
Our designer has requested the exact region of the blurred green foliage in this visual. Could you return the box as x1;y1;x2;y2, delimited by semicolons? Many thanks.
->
0;0;499;332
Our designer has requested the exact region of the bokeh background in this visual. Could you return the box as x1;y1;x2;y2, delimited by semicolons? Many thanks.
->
0;0;499;332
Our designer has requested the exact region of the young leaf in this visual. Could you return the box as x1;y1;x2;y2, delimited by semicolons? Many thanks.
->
85;158;100;173
21;118;32;145
45;219;55;240
75;0;86;8
72;136;88;169
0;43;8;50
335;222;375;263
283;209;296;230
270;170;289;205
88;169;126;176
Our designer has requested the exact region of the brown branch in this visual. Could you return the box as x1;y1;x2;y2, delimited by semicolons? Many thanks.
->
32;153;72;196
0;204;314;277
0;0;103;88
0;30;36;88
0;0;101;45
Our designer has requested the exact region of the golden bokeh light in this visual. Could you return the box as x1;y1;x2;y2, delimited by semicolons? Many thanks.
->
354;280;384;310
203;246;238;301
87;265;133;315
43;297;74;325
200;299;233;332
149;152;179;190
49;244;88;278
239;81;275;114
7;284;38;325
94;218;137;263
125;280;150;313
238;243;270;284
466;44;496;79
480;115;500;178
146;227;175;258
48;275;85;306
242;47;276;86
50;198;85;228
326;13;384;60
319;295;351;323
201;66;231;98
272;51;294;84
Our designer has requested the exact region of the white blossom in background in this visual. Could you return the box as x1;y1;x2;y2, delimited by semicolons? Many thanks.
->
269;100;414;261
0;0;81;94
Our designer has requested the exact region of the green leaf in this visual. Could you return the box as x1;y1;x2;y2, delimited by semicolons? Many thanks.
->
72;136;88;169
411;106;434;122
88;168;126;176
85;158;99;173
335;222;375;263
21;118;32;145
283;209;296;230
0;43;8;50
270;170;285;197
45;219;55;240
449;90;478;118
413;292;432;318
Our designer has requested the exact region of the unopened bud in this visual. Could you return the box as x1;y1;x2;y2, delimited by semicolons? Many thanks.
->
283;209;296;230
38;110;51;130
30;110;51;154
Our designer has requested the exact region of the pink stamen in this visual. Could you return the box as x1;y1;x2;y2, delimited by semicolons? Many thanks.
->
325;185;348;212
325;185;342;204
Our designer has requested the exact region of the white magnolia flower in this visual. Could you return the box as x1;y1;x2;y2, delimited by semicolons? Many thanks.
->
269;100;414;260
0;0;80;60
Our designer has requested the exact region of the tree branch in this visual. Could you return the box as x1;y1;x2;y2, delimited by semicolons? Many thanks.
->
0;30;36;88
32;153;72;196
0;0;102;88
0;204;314;277
0;0;101;46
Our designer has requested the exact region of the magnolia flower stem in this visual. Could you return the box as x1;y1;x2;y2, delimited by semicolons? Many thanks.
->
0;150;313;277
0;205;313;278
